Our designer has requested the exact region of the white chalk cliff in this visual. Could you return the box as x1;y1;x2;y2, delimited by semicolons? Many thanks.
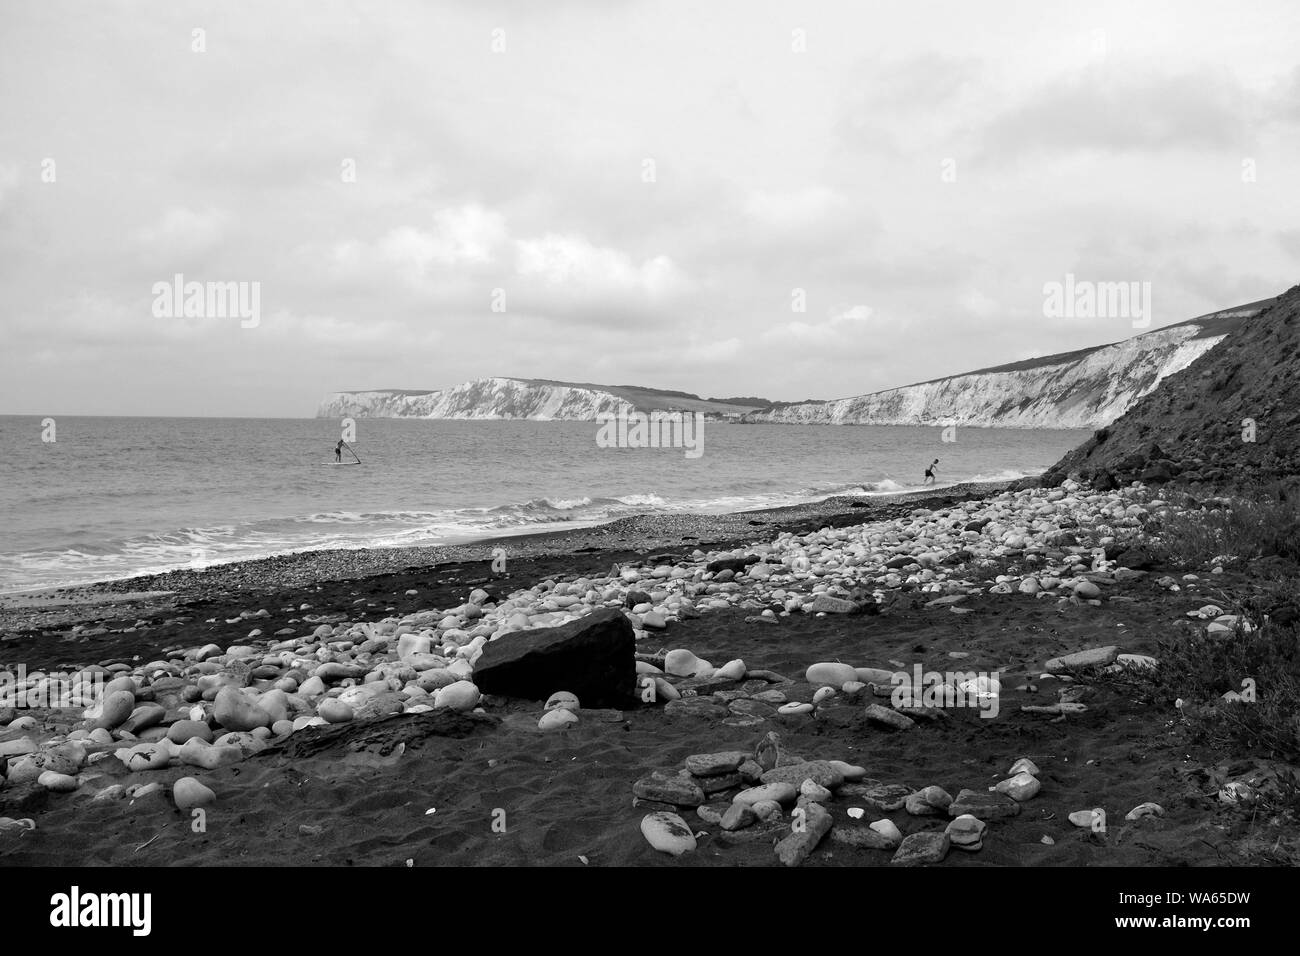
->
317;301;1267;428
317;377;638;421
742;303;1267;429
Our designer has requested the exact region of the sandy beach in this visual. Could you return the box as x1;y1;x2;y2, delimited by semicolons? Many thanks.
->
3;478;1294;868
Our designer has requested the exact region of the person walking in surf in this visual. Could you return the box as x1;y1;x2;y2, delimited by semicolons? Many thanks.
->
924;459;939;484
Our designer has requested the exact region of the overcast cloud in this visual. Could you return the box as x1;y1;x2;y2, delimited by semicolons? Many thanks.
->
2;0;1298;416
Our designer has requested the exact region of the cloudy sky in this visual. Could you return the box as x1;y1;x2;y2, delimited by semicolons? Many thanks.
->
2;0;1298;417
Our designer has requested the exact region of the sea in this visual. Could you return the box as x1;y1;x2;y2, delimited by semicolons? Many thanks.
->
0;416;1089;593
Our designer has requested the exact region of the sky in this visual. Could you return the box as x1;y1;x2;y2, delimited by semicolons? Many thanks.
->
2;0;1298;417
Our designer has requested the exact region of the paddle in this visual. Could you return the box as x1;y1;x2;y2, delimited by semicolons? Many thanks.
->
342;440;362;464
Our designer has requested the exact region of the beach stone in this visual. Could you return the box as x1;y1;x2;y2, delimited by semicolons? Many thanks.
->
474;607;635;706
0;737;37;759
166;720;213;745
832;822;904;853
177;740;244;770
695;804;725;826
538;709;578;731
864;704;915;731
799;779;832;802
855;667;897;684
90;690;135;730
91;785;127;803
433;681;480;712
685;751;748;776
544;691;580;712
37;771;78;793
1125;802;1164;821
809;595;859;614
271;719;295;737
119;744;169;772
890;831;950;865
715;659;746;680
906;785;953;815
1009;757;1040;776
633;776;704;807
1069;808;1105;828
1045;646;1119;673
213;687;272;732
841;781;910;812
734;782;798;806
317;699;354;723
172;776;215;811
775;802;833;866
777;702;814;716
806;662;858;687
738;758;764;783
664;649;711;678
826;760;868;782
946;814;987;851
695;771;743;795
720;801;756;830
948;788;1021;819
996;771;1041;802
118;703;166;735
760;760;845;790
750;799;784;823
640;812;697;856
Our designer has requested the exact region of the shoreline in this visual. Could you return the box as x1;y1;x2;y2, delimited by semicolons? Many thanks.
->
0;479;1014;615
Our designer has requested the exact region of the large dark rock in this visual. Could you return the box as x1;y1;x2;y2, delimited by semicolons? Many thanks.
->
707;556;757;575
473;607;636;707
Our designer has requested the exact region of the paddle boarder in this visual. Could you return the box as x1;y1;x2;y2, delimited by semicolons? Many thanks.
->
335;439;345;463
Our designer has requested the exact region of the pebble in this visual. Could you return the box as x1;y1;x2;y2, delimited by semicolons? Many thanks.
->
633;776;705;807
1125;802;1164;821
538;709;578;731
805;662;858;687
317;699;354;723
1069;808;1105;828
544;691;580;712
948;788;1021;819
172;776;216;810
734;782;798;806
684;751;748;776
863;704;916;731
995;771;1041;802
946;814;986;851
774;802;833;866
890;831;950;865
213;687;272;732
640;812;697;856
37;771;79;793
89;690;135;731
433;681;480;712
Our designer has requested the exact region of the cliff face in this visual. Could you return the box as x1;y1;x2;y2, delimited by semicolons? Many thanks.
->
1044;286;1300;491
316;299;1271;428
317;377;636;421
742;302;1269;429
